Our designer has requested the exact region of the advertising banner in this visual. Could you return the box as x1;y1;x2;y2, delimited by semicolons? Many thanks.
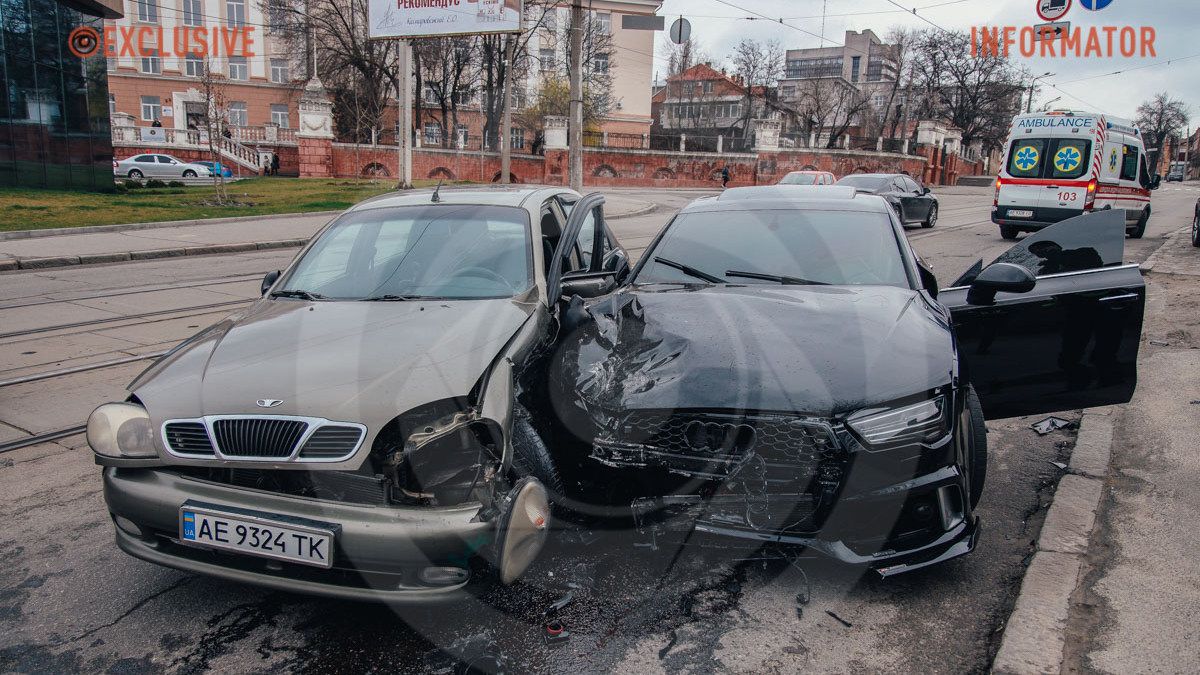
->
368;0;524;39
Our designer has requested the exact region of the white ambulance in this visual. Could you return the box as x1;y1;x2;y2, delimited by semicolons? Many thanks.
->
992;110;1161;240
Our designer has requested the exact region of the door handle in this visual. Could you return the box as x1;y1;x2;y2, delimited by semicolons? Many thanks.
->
1099;293;1139;303
1045;185;1059;189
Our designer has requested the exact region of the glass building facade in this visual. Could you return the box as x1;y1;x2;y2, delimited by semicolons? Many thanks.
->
0;0;115;190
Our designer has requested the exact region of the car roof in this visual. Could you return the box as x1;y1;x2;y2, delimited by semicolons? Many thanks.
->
346;186;570;212
680;185;892;214
786;170;830;174
838;173;903;179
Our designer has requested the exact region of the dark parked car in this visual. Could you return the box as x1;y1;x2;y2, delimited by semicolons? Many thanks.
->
837;173;938;228
194;160;233;178
550;186;1144;576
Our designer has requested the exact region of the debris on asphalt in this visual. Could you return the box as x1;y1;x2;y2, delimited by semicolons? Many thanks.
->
826;610;853;628
1049;461;1068;471
423;634;507;674
1031;416;1078;435
544;590;575;618
1191;400;1200;405
543;620;571;647
1150;340;1170;347
787;553;812;621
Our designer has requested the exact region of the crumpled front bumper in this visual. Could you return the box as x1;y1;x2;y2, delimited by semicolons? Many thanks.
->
103;467;495;603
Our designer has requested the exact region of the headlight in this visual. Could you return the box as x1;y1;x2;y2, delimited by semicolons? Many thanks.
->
847;396;948;449
87;403;158;459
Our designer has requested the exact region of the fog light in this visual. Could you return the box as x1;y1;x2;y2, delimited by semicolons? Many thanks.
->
113;515;143;537
913;501;936;522
494;477;550;585
419;566;470;587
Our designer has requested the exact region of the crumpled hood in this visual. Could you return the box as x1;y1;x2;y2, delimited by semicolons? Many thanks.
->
553;284;954;420
132;298;535;430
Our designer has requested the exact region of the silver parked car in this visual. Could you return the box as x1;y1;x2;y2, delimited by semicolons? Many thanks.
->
88;186;631;602
115;153;212;179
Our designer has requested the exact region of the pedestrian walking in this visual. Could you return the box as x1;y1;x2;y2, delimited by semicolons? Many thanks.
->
721;166;731;189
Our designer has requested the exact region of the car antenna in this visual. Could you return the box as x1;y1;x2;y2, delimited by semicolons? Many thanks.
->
431;180;443;203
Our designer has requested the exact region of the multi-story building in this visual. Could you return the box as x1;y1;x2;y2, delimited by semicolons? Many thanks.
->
651;63;769;142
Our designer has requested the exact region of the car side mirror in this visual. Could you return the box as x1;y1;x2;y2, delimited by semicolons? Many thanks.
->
921;186;931;195
918;261;939;299
261;270;281;296
603;249;631;283
560;273;615;300
967;262;1036;305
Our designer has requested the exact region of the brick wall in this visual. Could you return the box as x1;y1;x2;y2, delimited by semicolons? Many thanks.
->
112;144;297;177
298;138;333;178
331;143;546;183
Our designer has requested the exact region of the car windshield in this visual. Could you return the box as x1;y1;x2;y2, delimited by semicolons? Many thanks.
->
279;205;531;300
780;173;818;185
835;175;891;191
635;209;911;288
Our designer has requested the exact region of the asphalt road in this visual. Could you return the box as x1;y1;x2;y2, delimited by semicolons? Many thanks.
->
1;184;1197;674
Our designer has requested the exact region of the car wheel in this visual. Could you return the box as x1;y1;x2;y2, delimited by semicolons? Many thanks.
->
1000;225;1019;240
964;385;989;509
127;169;143;179
510;406;564;501
1129;209;1148;239
182;169;197;178
922;203;938;228
1192;215;1200;248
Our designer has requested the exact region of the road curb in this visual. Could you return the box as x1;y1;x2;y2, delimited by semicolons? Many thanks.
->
991;410;1113;674
0;210;340;241
607;202;659;220
3;238;309;272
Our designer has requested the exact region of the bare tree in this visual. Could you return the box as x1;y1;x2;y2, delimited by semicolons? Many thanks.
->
198;58;229;204
1135;93;1190;174
729;39;783;140
662;35;707;80
880;27;915;139
415;37;476;148
793;77;870;148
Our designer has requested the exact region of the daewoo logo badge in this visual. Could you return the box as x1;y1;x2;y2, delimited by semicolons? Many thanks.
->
256;399;284;408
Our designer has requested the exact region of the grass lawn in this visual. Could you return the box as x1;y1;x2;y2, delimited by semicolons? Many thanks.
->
0;177;457;232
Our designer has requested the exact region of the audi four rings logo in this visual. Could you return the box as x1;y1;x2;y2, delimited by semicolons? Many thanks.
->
68;27;100;58
256;399;284;408
683;421;757;453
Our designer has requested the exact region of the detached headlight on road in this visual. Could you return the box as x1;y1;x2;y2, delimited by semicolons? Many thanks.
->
848;396;948;449
87;403;158;459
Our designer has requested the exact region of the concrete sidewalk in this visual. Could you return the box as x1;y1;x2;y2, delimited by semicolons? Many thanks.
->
0;191;657;272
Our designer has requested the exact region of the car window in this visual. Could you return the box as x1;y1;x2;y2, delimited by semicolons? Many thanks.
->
564;206;599;273
987;209;1126;279
892;178;907;192
1048;139;1089;180
781;173;817;185
134;155;154;163
836;175;891;192
1007;139;1046;178
635;208;910;288
156;155;174;163
902;177;921;192
1119;144;1138;182
280;205;532;300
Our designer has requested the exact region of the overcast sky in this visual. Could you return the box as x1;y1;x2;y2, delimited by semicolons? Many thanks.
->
651;0;1199;124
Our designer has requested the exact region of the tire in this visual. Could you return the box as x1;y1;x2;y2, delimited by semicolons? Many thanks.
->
127;169;143;179
509;406;564;501
1129;209;1148;239
182;169;197;178
922;203;938;228
1000;225;1019;240
964;385;989;509
1192;215;1200;248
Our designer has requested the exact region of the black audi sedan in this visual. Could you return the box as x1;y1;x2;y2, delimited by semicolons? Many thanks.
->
546;185;1144;576
836;172;939;228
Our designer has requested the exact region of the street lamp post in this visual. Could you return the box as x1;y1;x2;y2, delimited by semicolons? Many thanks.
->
1027;72;1055;114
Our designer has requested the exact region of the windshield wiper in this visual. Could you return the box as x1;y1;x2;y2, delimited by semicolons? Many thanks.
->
726;270;829;286
270;290;328;300
653;257;725;284
360;294;438;302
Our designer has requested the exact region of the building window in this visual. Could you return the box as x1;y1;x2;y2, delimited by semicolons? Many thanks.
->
592;53;609;74
227;101;247;126
424;122;443;145
511;127;526;150
185;54;204;77
269;58;289;83
109;94;116;116
542;9;557;32
704;81;714;93
595;12;611;35
228;56;248;80
140;51;160;74
182;0;203;27
140;95;161;121
135;0;158;23
106;57;116;72
539;48;556;72
266;0;288;32
226;0;246;27
453;88;472;106
422;85;439;104
851;56;861;83
456;125;469;147
270;104;289;128
513;87;528;110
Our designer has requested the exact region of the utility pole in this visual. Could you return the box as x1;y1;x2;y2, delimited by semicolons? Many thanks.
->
569;0;584;192
397;40;413;190
500;33;517;185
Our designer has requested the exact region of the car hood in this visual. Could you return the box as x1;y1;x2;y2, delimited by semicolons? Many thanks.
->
552;284;954;421
132;297;535;431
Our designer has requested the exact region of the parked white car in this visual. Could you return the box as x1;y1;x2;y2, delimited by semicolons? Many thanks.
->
114;154;212;180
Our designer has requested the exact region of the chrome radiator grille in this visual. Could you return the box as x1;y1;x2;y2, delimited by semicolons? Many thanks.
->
212;418;308;458
161;416;366;462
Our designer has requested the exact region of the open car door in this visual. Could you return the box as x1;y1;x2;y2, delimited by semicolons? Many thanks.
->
939;209;1145;419
547;193;631;301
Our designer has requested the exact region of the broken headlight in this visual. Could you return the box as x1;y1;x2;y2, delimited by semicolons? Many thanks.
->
847;396;948;449
87;402;158;459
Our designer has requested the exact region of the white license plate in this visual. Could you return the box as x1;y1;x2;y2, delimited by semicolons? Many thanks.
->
1008;209;1034;218
179;505;334;568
